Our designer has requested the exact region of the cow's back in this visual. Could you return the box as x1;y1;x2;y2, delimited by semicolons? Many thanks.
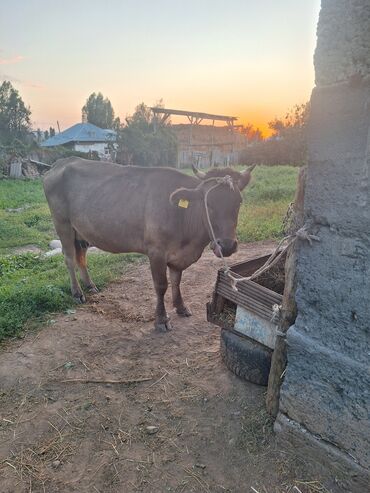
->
43;157;198;254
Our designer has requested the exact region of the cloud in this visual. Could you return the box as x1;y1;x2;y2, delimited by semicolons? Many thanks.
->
0;72;20;83
24;81;46;90
0;55;25;65
0;72;45;90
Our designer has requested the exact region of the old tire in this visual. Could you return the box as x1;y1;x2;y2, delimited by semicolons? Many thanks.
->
220;329;272;386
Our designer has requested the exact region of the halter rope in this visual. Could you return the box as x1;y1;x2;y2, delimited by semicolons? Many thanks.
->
202;175;320;292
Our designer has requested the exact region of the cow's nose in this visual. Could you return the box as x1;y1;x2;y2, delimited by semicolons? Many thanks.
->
218;238;238;257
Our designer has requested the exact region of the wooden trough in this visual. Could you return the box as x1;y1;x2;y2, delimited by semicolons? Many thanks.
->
207;253;285;385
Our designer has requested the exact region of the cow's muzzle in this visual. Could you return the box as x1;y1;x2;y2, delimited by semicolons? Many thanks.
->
211;239;238;258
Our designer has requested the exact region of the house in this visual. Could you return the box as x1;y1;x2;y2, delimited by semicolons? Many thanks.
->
40;122;117;160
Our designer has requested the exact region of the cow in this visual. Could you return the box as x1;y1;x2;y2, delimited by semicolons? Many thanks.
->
43;158;255;331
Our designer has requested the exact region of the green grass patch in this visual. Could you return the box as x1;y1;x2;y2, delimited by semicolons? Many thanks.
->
0;204;54;252
0;179;54;253
238;165;298;241
0;252;141;340
242;165;298;205
238;200;292;242
0;178;46;209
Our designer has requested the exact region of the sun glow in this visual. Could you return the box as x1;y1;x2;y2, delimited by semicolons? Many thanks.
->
0;0;321;134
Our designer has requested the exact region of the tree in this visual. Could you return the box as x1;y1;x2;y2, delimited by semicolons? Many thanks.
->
0;81;31;144
81;92;118;129
118;102;178;167
241;123;263;142
269;103;309;138
241;102;310;167
268;102;310;164
49;127;56;137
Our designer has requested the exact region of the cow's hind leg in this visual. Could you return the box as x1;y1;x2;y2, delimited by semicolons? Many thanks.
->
149;255;172;332
169;267;192;317
75;240;99;293
56;223;85;303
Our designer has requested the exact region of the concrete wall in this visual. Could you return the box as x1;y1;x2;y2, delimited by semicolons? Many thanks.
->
275;1;370;491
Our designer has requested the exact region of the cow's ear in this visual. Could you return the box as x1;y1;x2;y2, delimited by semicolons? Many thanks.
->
170;187;203;208
238;164;256;190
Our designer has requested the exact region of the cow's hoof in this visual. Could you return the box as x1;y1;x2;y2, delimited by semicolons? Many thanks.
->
176;306;192;317
73;293;86;304
154;320;173;332
87;285;99;294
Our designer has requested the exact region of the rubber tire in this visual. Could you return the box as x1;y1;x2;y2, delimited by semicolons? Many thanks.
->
220;329;272;386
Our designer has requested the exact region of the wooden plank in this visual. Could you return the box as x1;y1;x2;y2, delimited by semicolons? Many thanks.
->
216;283;275;312
9;161;22;178
216;285;277;321
29;159;51;168
229;254;273;276
218;272;282;306
150;107;238;122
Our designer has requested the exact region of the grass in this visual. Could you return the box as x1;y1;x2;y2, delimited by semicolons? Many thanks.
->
239;165;298;242
0;165;297;341
0;252;141;340
0;179;53;253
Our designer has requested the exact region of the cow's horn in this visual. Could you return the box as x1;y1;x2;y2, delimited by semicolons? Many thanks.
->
192;164;206;180
238;165;256;190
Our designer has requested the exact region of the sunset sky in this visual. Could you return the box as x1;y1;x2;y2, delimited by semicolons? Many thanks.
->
0;0;321;136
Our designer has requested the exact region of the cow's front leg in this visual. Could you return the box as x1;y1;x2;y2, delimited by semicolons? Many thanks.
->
149;255;172;332
169;267;192;317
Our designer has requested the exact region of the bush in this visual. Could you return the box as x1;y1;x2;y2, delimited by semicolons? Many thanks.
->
117;103;178;167
240;103;309;167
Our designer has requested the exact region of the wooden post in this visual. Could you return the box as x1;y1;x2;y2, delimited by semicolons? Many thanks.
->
266;167;306;417
153;113;157;134
211;119;215;167
10;160;22;178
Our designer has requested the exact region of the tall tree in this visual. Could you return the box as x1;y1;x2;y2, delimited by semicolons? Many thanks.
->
81;92;118;129
118;102;177;167
241;102;310;167
242;123;263;142
268;103;310;140
0;81;31;144
268;102;310;165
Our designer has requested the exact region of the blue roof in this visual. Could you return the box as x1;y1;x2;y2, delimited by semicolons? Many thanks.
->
40;122;117;147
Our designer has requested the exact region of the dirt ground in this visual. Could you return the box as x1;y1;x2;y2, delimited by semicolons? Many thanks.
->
0;241;329;493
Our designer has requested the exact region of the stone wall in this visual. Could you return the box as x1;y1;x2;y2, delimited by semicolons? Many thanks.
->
275;1;370;491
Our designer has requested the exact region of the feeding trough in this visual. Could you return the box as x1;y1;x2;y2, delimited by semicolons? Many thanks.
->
207;252;285;385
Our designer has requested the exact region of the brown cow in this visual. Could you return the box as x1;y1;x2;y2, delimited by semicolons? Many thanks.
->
43;158;254;331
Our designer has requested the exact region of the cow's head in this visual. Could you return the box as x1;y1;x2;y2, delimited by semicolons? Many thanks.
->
170;165;255;258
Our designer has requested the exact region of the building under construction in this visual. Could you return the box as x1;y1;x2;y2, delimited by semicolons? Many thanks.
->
151;107;247;168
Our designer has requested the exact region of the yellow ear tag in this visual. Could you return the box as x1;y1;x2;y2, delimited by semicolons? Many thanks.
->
178;199;189;209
